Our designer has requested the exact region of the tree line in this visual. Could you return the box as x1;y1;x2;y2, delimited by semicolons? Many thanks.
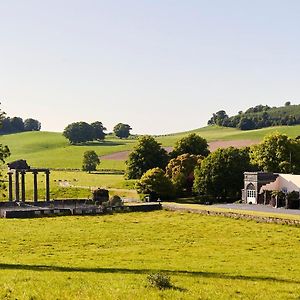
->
208;102;300;130
0;116;41;134
63;121;132;144
127;132;300;202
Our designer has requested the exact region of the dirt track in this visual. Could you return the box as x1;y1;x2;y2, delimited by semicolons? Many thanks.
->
101;140;259;161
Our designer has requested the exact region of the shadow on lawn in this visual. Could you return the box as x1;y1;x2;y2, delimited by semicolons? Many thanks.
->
0;263;298;284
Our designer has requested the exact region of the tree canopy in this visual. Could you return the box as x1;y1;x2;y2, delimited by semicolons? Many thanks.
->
207;103;300;130
0;116;41;134
136;167;174;200
193;147;253;200
63;121;106;144
250;132;300;173
113;123;132;139
166;153;202;196
125;135;169;179
82;150;100;172
170;133;210;158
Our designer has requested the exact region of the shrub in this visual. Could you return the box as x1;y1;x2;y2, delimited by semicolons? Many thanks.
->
109;195;123;206
92;188;109;204
147;273;172;290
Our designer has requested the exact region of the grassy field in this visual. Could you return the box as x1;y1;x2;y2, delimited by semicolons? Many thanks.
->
1;125;300;169
0;171;138;201
0;210;299;299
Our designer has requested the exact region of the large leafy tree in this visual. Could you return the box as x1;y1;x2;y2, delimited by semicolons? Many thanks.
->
193;147;253;200
125;135;169;179
113;123;132;139
63;122;94;144
91;121;106;141
170;133;210;158
165;153;202;196
250;132;300;173
24;118;41;131
136;168;174;200
82;150;100;172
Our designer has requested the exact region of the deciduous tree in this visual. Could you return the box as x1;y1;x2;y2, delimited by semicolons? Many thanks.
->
250;132;300;173
113;123;132;139
193;147;253;200
165;153;202;196
170;133;209;158
82;150;100;172
136;168;174;200
125;136;169;179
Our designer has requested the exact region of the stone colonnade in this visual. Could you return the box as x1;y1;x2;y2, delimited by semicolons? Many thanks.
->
7;169;50;202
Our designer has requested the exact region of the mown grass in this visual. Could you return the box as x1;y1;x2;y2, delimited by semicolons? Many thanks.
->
0;171;138;201
1;125;300;169
0;211;299;299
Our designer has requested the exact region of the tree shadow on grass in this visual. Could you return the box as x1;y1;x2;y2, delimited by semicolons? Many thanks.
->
0;263;298;285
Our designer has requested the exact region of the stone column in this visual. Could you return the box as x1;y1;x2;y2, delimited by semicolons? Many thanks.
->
45;170;50;201
21;171;26;202
15;171;20;202
8;172;13;202
33;171;38;202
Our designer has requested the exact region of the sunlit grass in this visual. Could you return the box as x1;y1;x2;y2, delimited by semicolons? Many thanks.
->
0;211;299;299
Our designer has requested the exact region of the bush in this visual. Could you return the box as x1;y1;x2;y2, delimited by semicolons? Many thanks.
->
92;188;109;204
109;195;123;206
147;273;172;290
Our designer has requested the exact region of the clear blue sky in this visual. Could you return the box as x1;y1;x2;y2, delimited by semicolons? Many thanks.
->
0;0;299;134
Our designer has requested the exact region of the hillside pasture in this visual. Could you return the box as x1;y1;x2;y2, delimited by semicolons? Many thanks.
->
0;211;299;299
1;125;300;170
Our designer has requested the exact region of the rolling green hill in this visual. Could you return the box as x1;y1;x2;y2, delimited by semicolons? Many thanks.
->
1;125;300;169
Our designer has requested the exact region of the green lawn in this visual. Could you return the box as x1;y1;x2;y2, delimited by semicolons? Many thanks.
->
1;125;300;169
0;211;299;299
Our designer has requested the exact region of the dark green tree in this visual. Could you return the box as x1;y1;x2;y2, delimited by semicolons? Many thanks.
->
136;167;175;200
170;133;209;158
125;135;169;179
113;123;132;139
207;110;229;126
10;117;24;133
193;147;253;200
91;121;106;141
63;122;95;144
165;153;202;196
24;118;41;131
82;150;100;172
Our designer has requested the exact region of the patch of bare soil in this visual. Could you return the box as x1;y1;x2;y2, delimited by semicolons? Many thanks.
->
101;140;259;161
208;140;259;152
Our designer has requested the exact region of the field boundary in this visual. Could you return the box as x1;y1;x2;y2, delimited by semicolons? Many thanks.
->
163;203;300;226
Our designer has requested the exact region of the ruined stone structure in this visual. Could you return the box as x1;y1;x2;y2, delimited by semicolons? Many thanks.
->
7;160;50;202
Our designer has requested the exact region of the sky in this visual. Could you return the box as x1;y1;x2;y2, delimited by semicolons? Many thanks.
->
0;0;300;134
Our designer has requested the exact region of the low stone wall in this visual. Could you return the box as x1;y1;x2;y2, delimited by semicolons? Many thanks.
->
163;204;300;227
0;201;162;218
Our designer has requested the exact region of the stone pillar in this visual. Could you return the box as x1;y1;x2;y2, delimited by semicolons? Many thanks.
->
15;171;20;202
33;171;38;202
21;171;26;202
45;170;50;201
8;172;13;202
